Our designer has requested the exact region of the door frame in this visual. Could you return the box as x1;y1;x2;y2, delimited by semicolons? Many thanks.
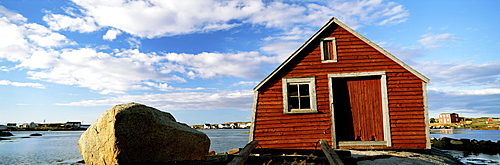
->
328;71;392;148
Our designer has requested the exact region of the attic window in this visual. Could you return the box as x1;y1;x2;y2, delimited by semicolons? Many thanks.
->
321;37;337;63
282;77;317;114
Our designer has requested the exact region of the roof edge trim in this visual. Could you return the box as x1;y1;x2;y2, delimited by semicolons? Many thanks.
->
331;19;430;83
254;17;429;91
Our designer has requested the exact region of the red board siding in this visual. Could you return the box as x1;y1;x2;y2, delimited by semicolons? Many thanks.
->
254;25;427;150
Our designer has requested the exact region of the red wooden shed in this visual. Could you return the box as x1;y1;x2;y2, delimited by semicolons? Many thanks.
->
249;17;430;150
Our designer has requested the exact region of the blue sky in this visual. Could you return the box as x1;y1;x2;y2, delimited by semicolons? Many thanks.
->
0;0;499;125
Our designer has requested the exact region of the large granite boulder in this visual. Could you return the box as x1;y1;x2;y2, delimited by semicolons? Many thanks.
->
78;103;210;164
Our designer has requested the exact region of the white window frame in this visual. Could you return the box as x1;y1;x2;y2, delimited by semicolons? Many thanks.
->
320;37;338;63
282;77;318;114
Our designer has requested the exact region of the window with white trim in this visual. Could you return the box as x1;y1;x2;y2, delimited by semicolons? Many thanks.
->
282;77;317;114
320;37;337;62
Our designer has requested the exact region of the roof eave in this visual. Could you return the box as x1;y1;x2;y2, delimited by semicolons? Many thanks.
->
331;19;430;83
254;17;429;91
253;17;337;91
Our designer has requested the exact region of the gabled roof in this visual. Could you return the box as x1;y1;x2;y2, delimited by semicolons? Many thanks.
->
254;17;430;91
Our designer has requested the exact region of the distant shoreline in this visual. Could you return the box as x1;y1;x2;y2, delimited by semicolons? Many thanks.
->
4;128;87;131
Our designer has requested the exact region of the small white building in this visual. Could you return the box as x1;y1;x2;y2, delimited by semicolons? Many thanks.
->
218;124;230;129
229;123;239;129
240;123;252;129
66;121;82;128
20;122;38;128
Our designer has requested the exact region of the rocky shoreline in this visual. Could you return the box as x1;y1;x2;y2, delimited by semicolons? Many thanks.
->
431;137;500;154
350;148;464;165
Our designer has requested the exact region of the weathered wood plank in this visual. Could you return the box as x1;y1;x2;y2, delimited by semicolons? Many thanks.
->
320;139;344;165
391;135;426;140
227;141;258;165
254;122;331;129
254;126;331;133
391;127;425;131
390;123;426;127
390;115;425;120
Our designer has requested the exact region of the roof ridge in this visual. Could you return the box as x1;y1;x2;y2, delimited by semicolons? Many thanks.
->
254;17;429;91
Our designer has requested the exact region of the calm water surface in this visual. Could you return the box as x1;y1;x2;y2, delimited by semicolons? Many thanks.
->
199;129;250;153
430;129;500;164
0;129;250;165
1;129;499;164
0;131;83;165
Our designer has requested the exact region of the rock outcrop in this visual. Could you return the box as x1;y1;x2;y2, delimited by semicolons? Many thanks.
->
78;103;210;164
431;137;500;154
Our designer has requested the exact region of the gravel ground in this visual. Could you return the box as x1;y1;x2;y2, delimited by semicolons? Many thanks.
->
348;148;464;165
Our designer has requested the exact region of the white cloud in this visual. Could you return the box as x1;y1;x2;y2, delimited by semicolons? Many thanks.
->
427;89;500;118
416;61;500;88
25;48;186;94
1;0;413;95
56;90;254;111
0;66;9;72
260;41;302;62
143;82;209;91
41;0;408;39
10;44;276;94
0;8;31;62
0;6;75;63
2;4;281;94
263;27;314;42
382;45;426;65
17;49;60;69
247;2;309;28
0;6;27;22
429;88;500;96
327;0;409;29
52;0;262;38
25;23;76;47
43;13;99;33
418;33;461;48
102;29;121;41
164;51;278;79
0;80;45;89
230;81;259;87
429;107;500;119
126;37;141;49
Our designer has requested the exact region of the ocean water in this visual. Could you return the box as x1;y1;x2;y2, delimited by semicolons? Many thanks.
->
430;129;500;164
430;129;500;141
0;131;83;165
198;129;250;153
0;129;250;165
0;129;499;164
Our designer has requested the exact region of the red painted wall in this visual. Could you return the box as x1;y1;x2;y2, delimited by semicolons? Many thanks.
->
253;24;427;149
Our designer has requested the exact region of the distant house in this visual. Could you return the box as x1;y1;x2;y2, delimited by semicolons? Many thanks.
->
438;113;464;123
241;123;252;129
229;123;239;129
250;17;430;150
6;123;17;128
20;122;38;128
218;124;230;129
0;125;5;131
488;118;500;122
66;121;82;128
204;123;212;129
46;123;65;127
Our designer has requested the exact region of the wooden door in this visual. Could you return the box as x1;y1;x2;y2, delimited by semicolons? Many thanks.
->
331;76;384;142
